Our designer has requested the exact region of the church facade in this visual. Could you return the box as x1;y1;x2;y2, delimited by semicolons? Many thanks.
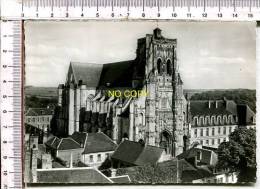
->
54;28;190;157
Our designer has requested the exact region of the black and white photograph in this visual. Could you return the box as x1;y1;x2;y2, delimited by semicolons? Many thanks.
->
23;21;256;185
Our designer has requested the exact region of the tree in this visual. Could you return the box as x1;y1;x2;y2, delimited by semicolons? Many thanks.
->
217;127;256;183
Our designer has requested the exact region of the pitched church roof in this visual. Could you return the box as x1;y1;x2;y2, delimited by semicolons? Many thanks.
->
70;60;134;88
71;62;103;87
111;140;164;166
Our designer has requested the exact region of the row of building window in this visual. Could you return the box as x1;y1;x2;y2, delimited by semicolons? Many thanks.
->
89;153;109;163
194;126;234;138
199;137;228;146
27;116;51;123
193;115;236;126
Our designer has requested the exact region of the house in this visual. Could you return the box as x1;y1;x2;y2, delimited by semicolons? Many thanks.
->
45;131;117;168
189;99;256;148
25;107;54;132
177;145;218;166
111;140;167;168
177;145;238;184
81;132;117;167
190;170;238;184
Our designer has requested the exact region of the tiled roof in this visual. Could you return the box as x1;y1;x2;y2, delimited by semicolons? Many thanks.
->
99;60;134;88
45;136;61;149
25;108;54;116
70;61;134;88
45;136;80;150
46;132;116;152
82;132;117;154
57;138;81;150
71;62;103;87
52;161;65;168
70;132;87;145
111;140;164;166
110;175;131;183
37;167;113;183
190;100;234;116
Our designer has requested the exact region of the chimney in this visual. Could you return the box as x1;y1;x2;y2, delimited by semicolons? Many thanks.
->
30;148;38;183
98;128;102;133
216;101;218;108
80;140;84;148
208;101;211;109
78;79;83;86
194;155;198;168
70;153;73;168
110;168;117;177
41;154;52;169
29;135;39;150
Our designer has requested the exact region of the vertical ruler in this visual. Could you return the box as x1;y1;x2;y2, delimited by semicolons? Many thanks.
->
0;20;23;189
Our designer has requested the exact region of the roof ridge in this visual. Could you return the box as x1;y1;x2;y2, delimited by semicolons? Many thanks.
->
98;132;117;144
68;137;80;146
82;133;89;154
57;138;63;150
95;168;113;183
51;137;57;146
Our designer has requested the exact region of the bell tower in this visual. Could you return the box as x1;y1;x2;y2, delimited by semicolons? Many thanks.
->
143;28;185;157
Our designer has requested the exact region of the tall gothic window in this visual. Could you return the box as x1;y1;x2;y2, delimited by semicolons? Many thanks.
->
166;59;172;75
157;58;162;74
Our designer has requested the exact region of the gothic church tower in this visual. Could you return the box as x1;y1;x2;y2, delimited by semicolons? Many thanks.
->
134;28;186;157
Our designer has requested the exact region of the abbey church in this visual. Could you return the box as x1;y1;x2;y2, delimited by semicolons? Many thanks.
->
53;28;189;157
53;28;255;158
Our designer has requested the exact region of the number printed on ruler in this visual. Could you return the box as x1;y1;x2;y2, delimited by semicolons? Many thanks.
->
1;0;260;20
0;20;23;189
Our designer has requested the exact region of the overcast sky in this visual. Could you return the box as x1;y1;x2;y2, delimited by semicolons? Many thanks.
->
25;21;256;89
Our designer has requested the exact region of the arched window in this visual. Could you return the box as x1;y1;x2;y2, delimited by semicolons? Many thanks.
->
157;58;162;74
166;59;172;75
199;116;204;126
194;117;198;126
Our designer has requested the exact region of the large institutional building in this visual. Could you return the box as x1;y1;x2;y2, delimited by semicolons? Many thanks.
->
54;28;255;157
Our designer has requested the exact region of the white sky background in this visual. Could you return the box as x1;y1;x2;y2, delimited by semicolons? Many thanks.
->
24;21;256;89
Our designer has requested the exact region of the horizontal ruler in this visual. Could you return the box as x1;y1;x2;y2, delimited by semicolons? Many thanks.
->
1;0;260;20
0;20;23;189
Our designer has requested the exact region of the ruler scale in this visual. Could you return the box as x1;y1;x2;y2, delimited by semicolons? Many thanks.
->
21;0;260;7
1;20;23;189
1;0;260;20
